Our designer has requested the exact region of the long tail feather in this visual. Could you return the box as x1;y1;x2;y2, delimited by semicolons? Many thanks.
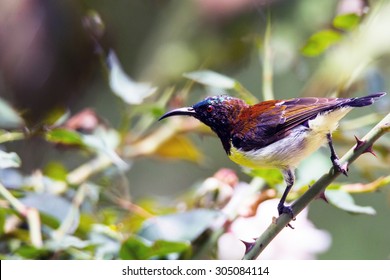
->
346;92;386;107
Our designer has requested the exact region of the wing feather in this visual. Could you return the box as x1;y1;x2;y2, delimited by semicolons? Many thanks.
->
232;97;347;151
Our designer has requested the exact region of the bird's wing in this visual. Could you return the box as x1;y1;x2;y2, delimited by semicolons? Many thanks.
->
232;97;345;151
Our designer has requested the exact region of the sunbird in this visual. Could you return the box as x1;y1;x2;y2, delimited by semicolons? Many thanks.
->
159;92;386;216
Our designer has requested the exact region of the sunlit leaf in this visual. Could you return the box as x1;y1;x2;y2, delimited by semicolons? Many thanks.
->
301;29;342;57
107;50;157;104
0;97;24;129
0;150;21;169
333;13;360;31
325;190;376;215
155;135;204;163
45;128;83;146
138;209;221;242
119;236;190;260
184;70;237;89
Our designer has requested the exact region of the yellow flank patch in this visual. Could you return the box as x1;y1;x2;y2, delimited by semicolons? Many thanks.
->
228;146;259;169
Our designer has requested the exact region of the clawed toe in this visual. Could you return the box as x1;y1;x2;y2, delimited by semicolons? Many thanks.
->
332;158;348;176
277;204;294;218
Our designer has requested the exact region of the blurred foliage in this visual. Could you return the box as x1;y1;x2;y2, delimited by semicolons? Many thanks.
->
0;0;389;260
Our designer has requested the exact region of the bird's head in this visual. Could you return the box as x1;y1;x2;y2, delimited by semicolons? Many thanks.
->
159;95;247;152
159;95;246;129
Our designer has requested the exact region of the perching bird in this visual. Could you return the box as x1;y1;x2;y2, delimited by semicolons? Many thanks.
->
159;92;386;217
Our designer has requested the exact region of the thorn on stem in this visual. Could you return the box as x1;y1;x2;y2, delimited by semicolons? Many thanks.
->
354;135;377;157
240;239;256;254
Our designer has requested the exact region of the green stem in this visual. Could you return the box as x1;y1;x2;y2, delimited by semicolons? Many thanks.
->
243;112;390;260
262;10;274;101
234;82;259;105
52;183;88;240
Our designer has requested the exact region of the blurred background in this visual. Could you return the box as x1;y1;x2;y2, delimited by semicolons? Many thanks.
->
0;0;389;259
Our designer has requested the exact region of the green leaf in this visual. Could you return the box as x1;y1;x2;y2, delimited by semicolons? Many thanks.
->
138;209;221;242
325;190;376;215
301;29;342;57
15;245;50;259
245;168;283;187
0;150;21;169
45;128;83;146
333;13;360;31
107;50;157;104
43;161;68;181
119;236;190;260
0;97;24;129
184;70;237;89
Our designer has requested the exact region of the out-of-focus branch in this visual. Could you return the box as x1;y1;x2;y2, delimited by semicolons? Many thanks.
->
0;182;43;247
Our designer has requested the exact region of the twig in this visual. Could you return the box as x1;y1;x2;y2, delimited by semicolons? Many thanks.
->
114;197;154;219
243;112;390;260
0;131;24;144
66;154;112;185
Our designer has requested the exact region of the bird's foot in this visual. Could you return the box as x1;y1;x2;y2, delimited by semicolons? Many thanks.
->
277;203;294;218
331;156;348;176
277;204;295;229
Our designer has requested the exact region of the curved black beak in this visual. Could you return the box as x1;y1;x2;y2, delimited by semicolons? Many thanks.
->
159;107;196;121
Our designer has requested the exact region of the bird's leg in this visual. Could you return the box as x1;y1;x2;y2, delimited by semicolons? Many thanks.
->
278;169;295;217
326;133;348;176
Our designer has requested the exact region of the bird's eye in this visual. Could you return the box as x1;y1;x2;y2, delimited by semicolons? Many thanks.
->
207;105;214;113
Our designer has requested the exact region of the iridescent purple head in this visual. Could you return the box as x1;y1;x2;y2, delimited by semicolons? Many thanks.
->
159;95;244;127
159;95;247;152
